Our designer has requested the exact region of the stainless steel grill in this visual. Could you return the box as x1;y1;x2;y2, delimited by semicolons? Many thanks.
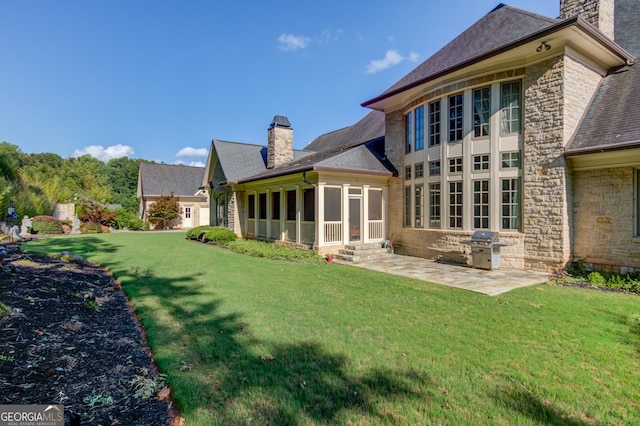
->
463;231;506;270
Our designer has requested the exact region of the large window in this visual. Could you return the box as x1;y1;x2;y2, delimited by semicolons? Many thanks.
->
247;194;256;219
258;193;267;220
324;187;341;222
272;192;280;220
473;87;491;138
303;188;315;222
429;183;441;228
286;190;296;221
429;100;441;146
368;189;383;220
415;106;424;151
449;93;464;142
501;81;521;134
473;180;490;229
449;182;463;228
405;112;412;153
502;178;520;230
405;186;411;227
415;185;424;228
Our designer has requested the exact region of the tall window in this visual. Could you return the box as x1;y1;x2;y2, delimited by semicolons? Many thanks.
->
272;192;280;220
415;185;424;228
258;193;267;220
473;180;489;229
303;188;314;222
449;182;463;228
286;190;296;221
405;165;412;180
368;189;382;221
429;183;441;228
473;87;491;138
429;100;441;146
324;187;341;222
405;186;411;227
501;81;521;134
415;106;424;151
405;112;412;153
449;93;464;142
415;163;424;179
429;161;441;176
502;178;520;230
247;194;256;219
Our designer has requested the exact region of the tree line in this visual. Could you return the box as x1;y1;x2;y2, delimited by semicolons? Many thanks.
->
0;141;146;219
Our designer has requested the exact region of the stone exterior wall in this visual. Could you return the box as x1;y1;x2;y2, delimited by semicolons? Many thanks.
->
560;0;615;39
267;126;293;169
563;55;603;144
572;167;640;272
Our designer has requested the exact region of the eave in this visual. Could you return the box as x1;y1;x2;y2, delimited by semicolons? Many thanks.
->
565;142;640;170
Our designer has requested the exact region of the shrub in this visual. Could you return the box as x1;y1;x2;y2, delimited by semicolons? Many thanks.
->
186;225;215;241
77;200;118;227
112;209;149;231
31;216;64;234
202;227;237;245
80;221;104;234
587;271;607;286
226;239;325;264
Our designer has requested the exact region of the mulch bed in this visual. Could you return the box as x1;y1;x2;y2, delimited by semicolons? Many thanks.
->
0;242;178;425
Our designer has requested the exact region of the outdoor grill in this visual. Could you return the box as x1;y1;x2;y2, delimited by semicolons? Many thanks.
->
463;231;507;270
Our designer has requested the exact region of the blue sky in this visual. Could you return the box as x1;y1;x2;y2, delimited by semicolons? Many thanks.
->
0;0;558;166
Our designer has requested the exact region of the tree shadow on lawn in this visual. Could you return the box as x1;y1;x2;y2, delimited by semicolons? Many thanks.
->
25;236;120;257
130;275;437;424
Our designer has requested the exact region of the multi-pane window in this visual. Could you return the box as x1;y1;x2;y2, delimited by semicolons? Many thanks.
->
473;87;491;137
429;183;441;228
415;185;424;228
502;178;520;230
501;152;521;168
405;165;412;180
501;81;521;134
185;207;191;219
429;161;441;176
449;157;463;173
449;93;464;142
473;154;490;171
473;180;490;229
449;182;463;228
415;163;424;178
405;186;412;227
415;106;424;151
429;100;441;146
405;112;412;153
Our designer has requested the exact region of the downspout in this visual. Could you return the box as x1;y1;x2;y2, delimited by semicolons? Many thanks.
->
302;171;318;250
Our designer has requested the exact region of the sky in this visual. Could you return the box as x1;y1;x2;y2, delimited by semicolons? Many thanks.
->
0;0;559;167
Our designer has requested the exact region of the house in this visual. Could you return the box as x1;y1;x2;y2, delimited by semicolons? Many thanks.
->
202;112;394;252
204;0;639;273
137;163;209;229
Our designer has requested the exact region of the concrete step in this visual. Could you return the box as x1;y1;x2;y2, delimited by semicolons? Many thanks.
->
336;244;395;263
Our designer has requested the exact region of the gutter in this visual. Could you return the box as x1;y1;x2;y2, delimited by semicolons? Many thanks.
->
564;139;640;157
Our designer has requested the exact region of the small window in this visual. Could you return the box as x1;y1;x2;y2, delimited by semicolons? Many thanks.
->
415;163;424;179
429;161;441;176
473;155;490;171
185;207;191;219
502;178;520;230
405;165;412;180
449;157;463;174
501;152;521;168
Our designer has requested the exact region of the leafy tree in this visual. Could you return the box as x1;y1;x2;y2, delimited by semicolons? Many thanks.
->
77;199;118;226
104;157;146;212
146;193;182;230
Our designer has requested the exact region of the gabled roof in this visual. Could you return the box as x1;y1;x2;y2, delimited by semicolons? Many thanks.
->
138;163;206;197
304;110;385;151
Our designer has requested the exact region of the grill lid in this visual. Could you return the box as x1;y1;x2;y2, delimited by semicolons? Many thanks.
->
470;231;498;243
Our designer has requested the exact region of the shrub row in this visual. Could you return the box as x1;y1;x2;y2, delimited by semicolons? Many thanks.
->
552;260;640;295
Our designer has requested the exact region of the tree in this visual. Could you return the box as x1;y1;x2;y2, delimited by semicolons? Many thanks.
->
146;194;182;230
77;199;118;226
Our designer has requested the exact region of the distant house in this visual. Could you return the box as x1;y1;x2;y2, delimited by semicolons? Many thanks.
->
137;163;209;229
203;0;640;273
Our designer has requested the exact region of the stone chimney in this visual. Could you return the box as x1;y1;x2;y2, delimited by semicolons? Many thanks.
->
267;115;293;169
560;0;614;39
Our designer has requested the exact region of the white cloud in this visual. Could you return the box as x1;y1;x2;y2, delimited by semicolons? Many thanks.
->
72;144;135;162
277;33;311;51
174;160;205;167
365;50;421;74
176;147;209;158
318;28;343;43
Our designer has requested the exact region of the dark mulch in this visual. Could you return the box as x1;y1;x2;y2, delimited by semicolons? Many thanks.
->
0;242;177;425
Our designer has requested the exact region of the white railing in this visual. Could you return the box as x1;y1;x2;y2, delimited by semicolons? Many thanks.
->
300;222;315;244
270;221;281;240
368;220;384;240
324;221;342;243
284;221;296;242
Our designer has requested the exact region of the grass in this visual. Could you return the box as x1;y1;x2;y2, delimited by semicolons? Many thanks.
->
25;232;640;425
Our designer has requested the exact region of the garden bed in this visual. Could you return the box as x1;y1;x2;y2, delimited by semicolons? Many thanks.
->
0;242;178;425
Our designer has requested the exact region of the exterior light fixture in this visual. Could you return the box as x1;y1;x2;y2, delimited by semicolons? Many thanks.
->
536;41;551;52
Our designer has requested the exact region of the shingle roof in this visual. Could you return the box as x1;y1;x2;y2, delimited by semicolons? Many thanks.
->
566;0;640;154
363;4;560;107
138;163;206;197
304;111;385;151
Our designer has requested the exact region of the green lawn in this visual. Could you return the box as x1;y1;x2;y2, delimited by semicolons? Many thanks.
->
25;232;640;425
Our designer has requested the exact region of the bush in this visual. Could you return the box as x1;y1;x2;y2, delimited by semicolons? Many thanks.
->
226;239;325;264
112;209;149;231
186;225;216;241
30;216;64;234
202;227;237;245
80;221;104;234
587;272;607;286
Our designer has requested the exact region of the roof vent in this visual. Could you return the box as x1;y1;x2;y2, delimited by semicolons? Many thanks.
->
269;115;291;129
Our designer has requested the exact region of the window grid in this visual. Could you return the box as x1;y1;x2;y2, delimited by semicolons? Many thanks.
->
415;106;424;151
415;163;424;179
473;154;490;171
449;181;463;228
449;157;463;174
429;183;441;228
415;185;424;228
185;207;191;219
501;81;521;134
405;112;412;153
449;93;464;142
405;165;412;180
404;186;412;227
429;160;441;176
473;180;490;229
501;151;521;168
473;87;491;138
502;178;520;230
429;100;441;146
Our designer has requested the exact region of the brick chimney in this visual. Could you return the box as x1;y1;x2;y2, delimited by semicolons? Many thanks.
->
267;115;293;169
560;0;614;39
